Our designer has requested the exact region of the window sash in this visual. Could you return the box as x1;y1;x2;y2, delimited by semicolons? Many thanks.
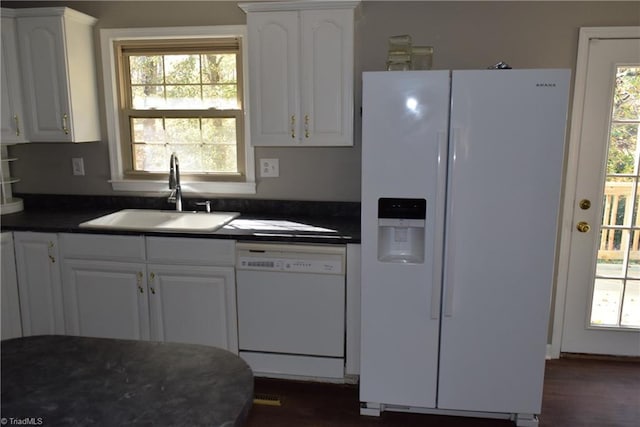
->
114;38;244;181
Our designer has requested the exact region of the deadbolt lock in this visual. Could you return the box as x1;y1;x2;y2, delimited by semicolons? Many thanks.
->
576;221;591;233
579;199;591;210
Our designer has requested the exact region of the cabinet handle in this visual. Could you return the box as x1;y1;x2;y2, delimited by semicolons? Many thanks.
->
137;271;144;293
304;115;310;139
14;115;20;137
290;115;296;139
62;113;69;135
149;272;156;294
47;242;56;263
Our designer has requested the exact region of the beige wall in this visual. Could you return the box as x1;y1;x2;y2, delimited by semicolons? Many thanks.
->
6;1;640;201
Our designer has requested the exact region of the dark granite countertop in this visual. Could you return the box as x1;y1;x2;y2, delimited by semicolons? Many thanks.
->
1;335;254;426
0;195;361;245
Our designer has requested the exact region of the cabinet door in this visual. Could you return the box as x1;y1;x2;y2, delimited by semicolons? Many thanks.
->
17;15;72;142
148;264;238;352
247;11;300;146
300;9;354;146
62;259;149;341
13;232;64;336
1;16;28;144
1;233;22;339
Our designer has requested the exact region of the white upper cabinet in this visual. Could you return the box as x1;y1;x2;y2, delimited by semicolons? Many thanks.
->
241;1;358;146
16;7;100;143
1;11;28;144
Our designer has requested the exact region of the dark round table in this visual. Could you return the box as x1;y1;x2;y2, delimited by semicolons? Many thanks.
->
1;335;253;426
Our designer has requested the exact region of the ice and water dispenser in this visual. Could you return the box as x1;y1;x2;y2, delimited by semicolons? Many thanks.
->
377;198;426;263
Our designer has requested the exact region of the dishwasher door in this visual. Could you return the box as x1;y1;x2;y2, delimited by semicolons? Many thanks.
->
236;243;346;378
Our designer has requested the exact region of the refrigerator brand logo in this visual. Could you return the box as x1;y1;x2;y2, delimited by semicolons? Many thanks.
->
536;83;557;87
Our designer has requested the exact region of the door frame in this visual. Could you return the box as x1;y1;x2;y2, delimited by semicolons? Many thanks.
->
551;26;640;358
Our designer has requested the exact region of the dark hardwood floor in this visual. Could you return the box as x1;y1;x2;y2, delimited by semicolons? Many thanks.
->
245;357;640;427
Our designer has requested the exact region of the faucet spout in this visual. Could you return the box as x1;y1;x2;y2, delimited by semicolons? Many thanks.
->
168;152;182;212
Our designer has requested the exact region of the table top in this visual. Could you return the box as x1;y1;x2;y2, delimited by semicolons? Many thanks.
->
1;335;254;426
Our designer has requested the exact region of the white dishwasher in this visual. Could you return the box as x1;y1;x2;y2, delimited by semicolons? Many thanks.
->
235;242;346;379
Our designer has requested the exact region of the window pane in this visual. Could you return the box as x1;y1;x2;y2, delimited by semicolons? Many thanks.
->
621;280;640;327
129;55;163;85
608;123;639;175
133;144;170;172
602;178;634;226
131;85;165;109
202;54;237;83
201;144;238;172
165;118;200;144
174;145;205;172
203;85;238;109
612;67;640;121
202;118;236;145
131;118;164;144
165;86;201;108
163;144;236;173
164;54;200;84
590;279;624;326
596;229;628;277
628;230;640;279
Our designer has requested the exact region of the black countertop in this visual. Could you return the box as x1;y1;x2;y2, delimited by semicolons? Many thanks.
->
0;195;361;245
1;335;254;426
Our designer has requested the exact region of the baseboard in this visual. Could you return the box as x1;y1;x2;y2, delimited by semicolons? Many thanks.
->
545;344;555;360
560;352;640;363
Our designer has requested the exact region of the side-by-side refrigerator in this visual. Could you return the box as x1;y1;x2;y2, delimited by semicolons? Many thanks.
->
360;69;570;426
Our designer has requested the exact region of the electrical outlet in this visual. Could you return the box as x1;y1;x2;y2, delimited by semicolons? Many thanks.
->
260;158;279;178
72;158;85;176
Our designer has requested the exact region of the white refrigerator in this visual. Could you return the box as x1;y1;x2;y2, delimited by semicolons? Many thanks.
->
360;69;570;426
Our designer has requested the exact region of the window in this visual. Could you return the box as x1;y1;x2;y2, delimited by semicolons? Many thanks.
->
100;26;255;194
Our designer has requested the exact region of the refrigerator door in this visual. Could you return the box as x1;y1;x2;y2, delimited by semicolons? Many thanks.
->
438;70;570;414
360;70;450;408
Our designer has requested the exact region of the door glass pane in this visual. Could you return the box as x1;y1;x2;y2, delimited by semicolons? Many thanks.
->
596;228;627;277
590;279;624;326
591;66;640;328
627;230;640;278
621;280;640;327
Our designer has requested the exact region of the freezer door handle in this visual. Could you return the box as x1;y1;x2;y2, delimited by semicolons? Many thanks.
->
431;131;448;319
443;127;462;317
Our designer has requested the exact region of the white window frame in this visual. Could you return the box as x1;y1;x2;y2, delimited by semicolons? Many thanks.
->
100;26;255;194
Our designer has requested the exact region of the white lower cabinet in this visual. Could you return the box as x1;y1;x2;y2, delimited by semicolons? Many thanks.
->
62;259;149;341
147;264;236;351
59;233;237;351
1;232;22;339
13;232;64;336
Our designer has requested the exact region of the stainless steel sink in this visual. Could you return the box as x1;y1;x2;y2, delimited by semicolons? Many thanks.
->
79;209;240;233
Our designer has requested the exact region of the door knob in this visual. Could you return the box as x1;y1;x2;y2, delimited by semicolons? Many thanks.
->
576;221;591;233
579;199;591;210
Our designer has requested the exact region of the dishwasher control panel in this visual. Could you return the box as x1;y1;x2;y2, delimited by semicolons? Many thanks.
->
237;256;342;274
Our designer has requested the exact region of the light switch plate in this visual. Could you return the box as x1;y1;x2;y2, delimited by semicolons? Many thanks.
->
260;158;279;178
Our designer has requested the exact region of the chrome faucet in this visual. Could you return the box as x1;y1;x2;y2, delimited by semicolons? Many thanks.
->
168;152;182;211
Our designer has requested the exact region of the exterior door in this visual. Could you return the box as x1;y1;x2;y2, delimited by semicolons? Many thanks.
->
561;29;640;356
